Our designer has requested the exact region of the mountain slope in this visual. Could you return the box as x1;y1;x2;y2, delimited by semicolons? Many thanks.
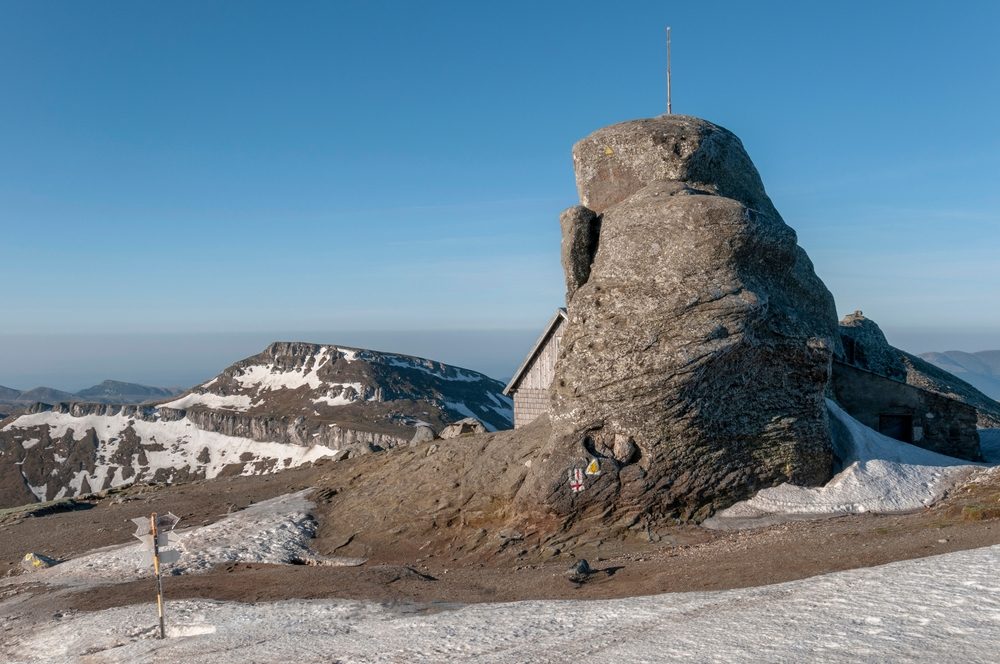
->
0;342;513;508
920;351;1000;401
900;352;1000;427
14;387;79;403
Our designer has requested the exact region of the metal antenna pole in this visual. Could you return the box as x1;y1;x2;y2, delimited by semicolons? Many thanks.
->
666;26;672;114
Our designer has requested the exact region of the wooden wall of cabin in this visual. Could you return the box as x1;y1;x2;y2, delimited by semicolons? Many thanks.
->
511;319;565;427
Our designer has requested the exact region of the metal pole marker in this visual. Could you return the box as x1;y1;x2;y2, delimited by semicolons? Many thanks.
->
131;512;182;639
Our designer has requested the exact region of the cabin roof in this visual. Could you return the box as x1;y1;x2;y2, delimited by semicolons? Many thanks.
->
503;307;567;396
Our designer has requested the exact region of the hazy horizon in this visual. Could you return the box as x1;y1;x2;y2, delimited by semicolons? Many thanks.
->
1;322;997;393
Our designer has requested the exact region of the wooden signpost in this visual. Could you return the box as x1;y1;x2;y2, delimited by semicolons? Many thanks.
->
131;512;181;639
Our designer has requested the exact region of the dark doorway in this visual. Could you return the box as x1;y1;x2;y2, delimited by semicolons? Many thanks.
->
879;414;914;443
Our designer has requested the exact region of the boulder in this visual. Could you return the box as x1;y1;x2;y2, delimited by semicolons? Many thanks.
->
516;115;842;523
566;558;593;583
21;552;58;572
439;418;488;439
409;425;436;446
560;205;601;302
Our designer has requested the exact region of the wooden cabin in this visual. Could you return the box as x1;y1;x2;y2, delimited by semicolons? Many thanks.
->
503;308;566;428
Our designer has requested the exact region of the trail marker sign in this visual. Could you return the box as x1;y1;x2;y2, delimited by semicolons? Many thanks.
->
131;512;182;639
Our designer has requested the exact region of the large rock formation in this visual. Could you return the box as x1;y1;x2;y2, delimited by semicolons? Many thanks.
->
517;115;842;522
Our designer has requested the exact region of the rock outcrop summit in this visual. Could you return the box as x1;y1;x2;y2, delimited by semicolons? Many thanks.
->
519;115;843;522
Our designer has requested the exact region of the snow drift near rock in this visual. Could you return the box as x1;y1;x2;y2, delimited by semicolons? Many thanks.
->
706;400;992;528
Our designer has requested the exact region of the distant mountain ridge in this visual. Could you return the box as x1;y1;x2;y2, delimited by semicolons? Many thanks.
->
919;351;1000;401
0;380;181;409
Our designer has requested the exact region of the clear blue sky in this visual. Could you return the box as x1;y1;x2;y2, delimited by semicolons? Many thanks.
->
1;1;998;390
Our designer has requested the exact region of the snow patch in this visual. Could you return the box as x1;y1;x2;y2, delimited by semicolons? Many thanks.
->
25;490;319;587
160;393;254;412
20;438;40;450
334;347;360;363
232;351;326;393
313;382;365;407
385;355;483;382
22;474;48;502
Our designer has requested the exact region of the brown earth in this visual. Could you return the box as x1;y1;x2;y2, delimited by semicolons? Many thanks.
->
1;431;999;617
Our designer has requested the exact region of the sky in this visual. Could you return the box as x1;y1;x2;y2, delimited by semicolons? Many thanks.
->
1;0;998;390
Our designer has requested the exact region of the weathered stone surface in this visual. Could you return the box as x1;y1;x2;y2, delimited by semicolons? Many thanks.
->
572;114;779;216
439;417;488;439
838;311;907;381
560;205;601;302
516;115;842;523
409;425;436;446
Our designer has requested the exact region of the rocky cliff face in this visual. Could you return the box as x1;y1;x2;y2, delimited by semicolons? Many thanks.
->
516;115;842;523
0;342;513;508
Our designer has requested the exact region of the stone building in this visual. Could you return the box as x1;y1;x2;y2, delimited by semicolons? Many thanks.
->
502;308;565;429
830;360;980;460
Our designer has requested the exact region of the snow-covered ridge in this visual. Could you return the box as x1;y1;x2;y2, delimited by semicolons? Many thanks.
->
157;340;513;433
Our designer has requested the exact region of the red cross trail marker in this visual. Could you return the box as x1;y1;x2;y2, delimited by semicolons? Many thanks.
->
569;468;585;493
131;512;181;639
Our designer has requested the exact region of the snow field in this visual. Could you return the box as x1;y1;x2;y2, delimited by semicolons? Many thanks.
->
8;544;1000;663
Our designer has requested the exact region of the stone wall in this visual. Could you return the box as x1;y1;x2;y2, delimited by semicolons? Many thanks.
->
831;361;981;461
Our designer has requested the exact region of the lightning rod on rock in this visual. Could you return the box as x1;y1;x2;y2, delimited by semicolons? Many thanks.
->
666;26;672;114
